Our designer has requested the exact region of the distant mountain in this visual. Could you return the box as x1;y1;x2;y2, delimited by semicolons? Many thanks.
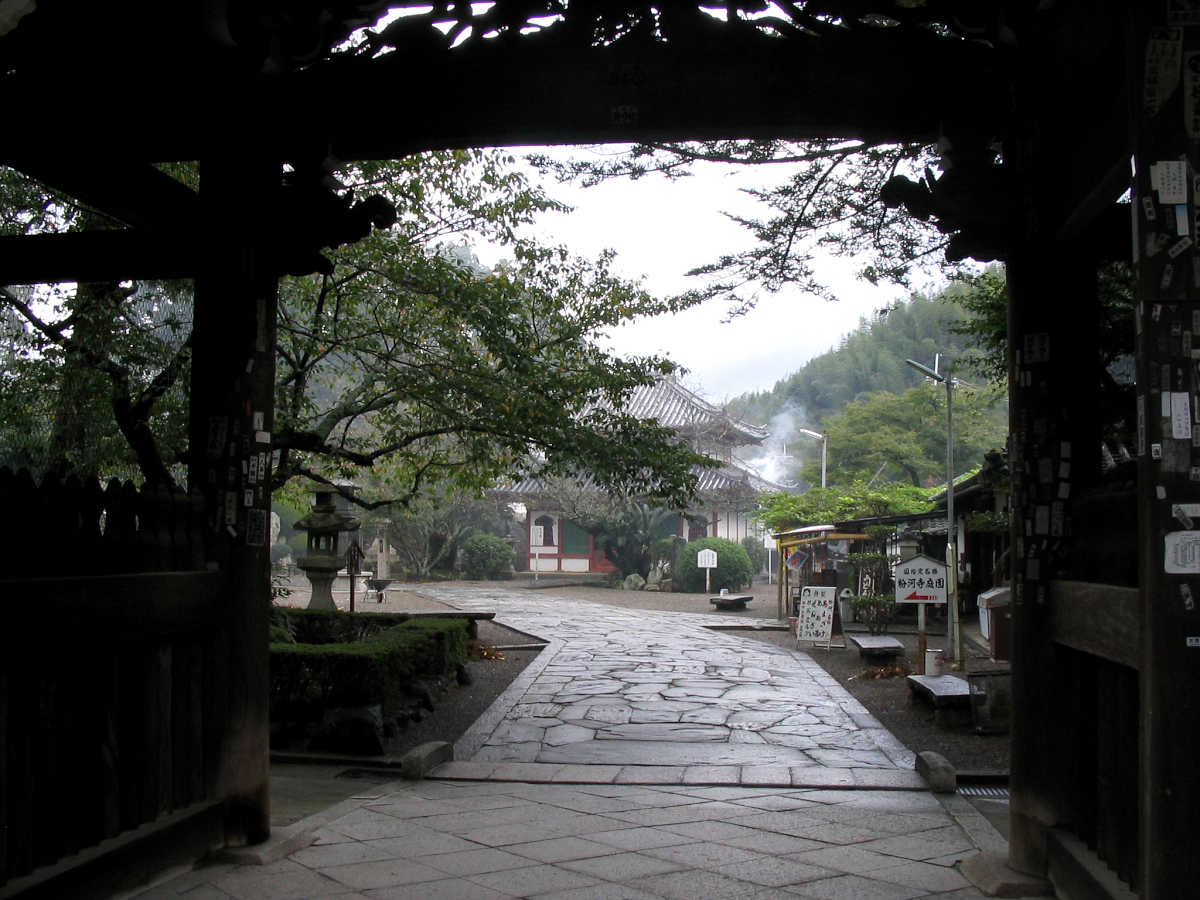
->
725;287;978;429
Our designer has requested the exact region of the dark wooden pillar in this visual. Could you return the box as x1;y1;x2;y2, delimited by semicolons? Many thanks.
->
1132;14;1200;896
188;152;278;846
1003;6;1113;877
1005;242;1102;875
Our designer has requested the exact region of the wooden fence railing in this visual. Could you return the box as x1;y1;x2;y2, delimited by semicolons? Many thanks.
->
0;467;208;574
0;468;226;893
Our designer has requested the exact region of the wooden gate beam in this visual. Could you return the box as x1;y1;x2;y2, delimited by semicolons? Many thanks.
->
0;158;198;231
0;232;197;284
0;36;1000;165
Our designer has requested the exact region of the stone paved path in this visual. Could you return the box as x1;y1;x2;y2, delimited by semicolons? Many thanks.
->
137;585;1020;898
144;780;1005;899
410;585;922;790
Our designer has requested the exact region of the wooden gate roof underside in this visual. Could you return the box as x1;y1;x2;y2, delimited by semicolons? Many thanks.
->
0;0;1023;288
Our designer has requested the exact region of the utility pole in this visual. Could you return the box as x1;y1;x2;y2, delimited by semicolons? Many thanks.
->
797;427;828;488
905;357;961;666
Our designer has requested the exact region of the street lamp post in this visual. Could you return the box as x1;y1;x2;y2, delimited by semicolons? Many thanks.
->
797;427;827;489
905;357;962;667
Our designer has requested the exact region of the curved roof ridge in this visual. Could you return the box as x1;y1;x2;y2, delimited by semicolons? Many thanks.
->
621;374;768;444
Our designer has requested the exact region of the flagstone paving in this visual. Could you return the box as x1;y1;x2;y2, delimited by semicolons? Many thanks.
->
137;586;1020;898
411;584;920;789
140;781;1005;898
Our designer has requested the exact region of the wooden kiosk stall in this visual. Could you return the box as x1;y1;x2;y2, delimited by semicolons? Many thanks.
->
773;524;872;624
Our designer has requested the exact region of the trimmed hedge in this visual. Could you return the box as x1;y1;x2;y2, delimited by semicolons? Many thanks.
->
273;606;416;644
675;537;754;592
270;610;470;722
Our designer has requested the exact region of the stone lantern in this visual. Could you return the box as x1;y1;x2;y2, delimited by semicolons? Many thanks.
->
294;489;360;610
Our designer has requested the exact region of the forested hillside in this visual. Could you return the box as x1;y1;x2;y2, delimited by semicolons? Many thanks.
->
727;282;984;428
729;277;1010;491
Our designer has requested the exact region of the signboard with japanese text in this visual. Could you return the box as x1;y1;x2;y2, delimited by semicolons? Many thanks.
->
797;585;836;646
894;554;948;604
697;548;718;569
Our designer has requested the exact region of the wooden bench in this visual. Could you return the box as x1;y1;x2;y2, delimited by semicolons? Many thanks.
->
710;594;753;611
848;634;905;660
907;674;972;726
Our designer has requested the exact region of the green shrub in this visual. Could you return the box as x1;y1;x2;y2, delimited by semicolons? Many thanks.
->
740;535;766;574
278;607;414;644
675;537;753;593
269;615;470;721
459;533;515;579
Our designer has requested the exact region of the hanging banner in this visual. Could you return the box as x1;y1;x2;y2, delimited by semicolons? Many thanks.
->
786;548;808;570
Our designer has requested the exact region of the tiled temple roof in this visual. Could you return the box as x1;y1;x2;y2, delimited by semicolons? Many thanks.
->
614;376;768;446
501;461;783;499
497;376;783;501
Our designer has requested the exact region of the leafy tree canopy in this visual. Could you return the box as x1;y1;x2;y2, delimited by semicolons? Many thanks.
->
818;381;1007;489
358;484;513;579
756;481;935;534
531;137;979;315
0;150;712;510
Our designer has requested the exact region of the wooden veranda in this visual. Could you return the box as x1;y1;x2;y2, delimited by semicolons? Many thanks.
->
1;3;1196;897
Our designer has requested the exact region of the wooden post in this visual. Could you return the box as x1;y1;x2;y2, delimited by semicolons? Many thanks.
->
776;540;785;620
916;604;926;675
1132;14;1200;894
1005;242;1103;875
188;151;278;847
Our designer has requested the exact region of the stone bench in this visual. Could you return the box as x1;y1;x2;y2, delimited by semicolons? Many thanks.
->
907;674;972;726
848;634;905;660
710;594;753;611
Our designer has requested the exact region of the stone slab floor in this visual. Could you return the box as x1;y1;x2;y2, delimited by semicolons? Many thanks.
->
136;585;1021;898
139;780;1006;898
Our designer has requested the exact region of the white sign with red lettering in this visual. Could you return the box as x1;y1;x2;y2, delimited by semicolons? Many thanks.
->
894;555;948;605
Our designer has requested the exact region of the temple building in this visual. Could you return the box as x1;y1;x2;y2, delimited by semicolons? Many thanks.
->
499;375;783;574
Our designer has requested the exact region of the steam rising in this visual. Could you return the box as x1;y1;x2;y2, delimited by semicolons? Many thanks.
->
740;403;815;489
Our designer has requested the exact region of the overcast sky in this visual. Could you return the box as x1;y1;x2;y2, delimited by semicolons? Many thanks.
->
473;146;922;403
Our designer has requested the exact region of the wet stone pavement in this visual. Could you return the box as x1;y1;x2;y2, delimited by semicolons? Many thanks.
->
422;585;920;790
146;781;1002;899
138;584;1018;898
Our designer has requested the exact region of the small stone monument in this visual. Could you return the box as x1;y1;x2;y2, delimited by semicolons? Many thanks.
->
294;489;360;610
367;519;393;603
